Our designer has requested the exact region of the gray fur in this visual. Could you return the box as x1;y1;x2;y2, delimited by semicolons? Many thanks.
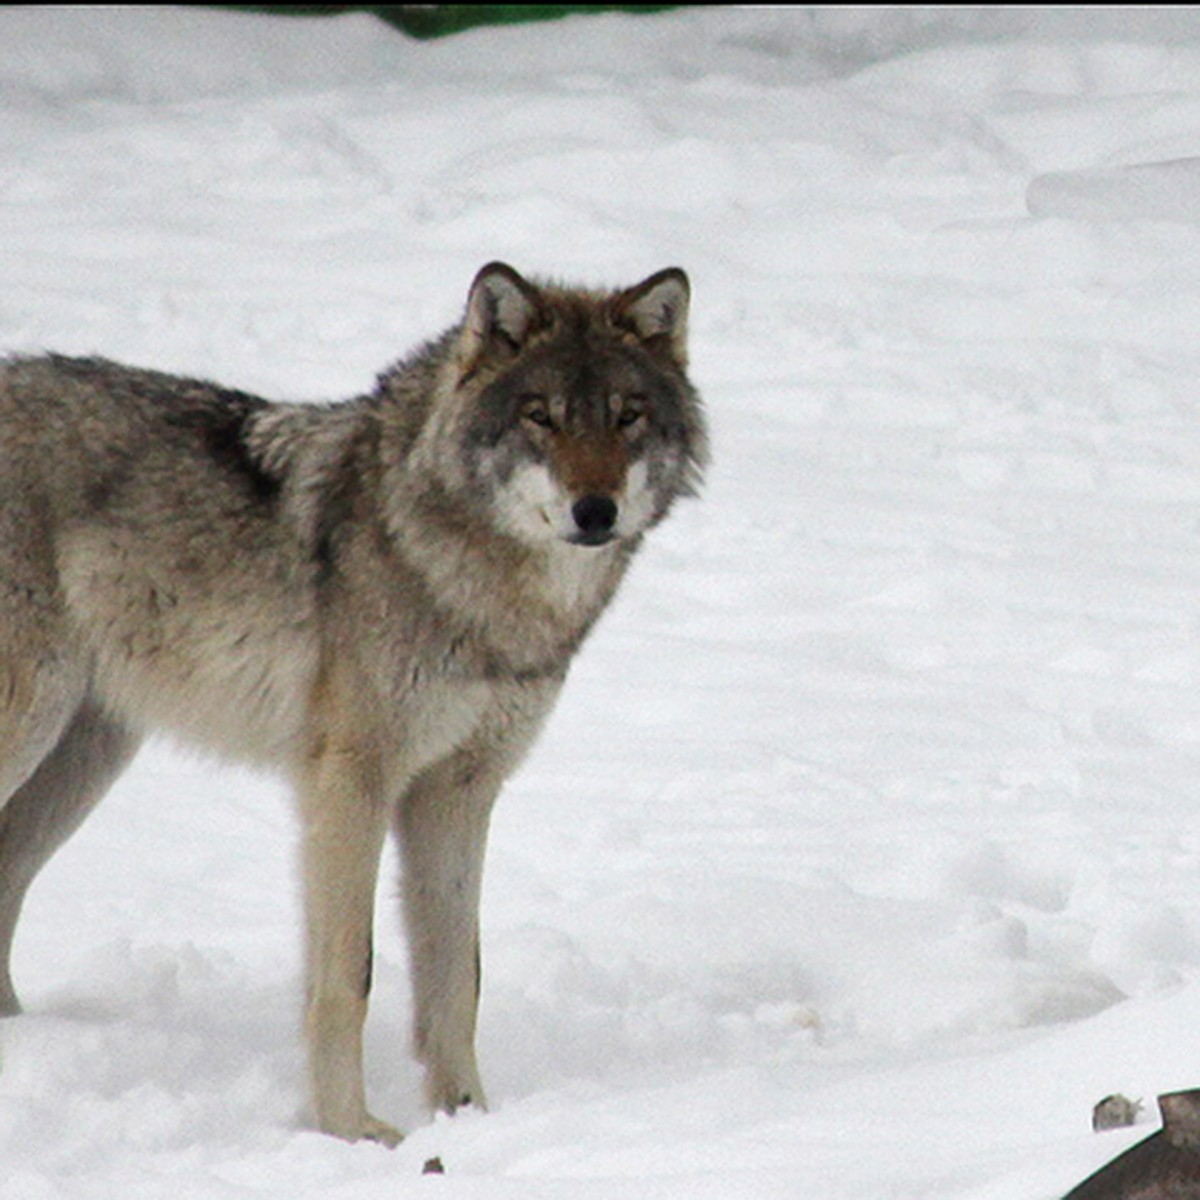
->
0;262;706;1144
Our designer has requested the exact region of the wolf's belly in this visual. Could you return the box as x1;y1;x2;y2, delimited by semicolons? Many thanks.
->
57;526;320;763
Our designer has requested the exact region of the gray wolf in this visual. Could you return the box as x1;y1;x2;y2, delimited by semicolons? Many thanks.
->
0;263;707;1145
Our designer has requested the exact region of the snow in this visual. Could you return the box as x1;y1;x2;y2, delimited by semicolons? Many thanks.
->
5;4;1200;1195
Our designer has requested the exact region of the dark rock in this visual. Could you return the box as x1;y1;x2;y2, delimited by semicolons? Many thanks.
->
1065;1090;1200;1198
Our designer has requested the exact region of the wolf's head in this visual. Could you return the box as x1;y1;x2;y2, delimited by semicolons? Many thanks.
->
420;263;707;551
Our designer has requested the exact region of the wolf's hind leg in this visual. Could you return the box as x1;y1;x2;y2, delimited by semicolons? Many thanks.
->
0;698;140;1015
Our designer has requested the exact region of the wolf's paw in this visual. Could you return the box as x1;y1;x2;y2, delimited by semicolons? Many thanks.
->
0;975;22;1018
425;1071;488;1117
319;1111;404;1147
360;1114;404;1148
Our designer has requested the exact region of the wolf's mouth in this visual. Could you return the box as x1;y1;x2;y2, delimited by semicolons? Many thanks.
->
567;528;617;548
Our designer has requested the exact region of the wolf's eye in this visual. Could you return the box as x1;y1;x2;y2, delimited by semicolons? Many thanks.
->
617;396;647;429
520;396;554;430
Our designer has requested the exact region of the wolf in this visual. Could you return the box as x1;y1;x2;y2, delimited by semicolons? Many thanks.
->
0;262;706;1145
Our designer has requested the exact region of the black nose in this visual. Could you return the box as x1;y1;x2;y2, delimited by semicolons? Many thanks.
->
571;495;618;544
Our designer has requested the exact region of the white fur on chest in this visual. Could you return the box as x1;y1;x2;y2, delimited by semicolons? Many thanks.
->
399;676;493;777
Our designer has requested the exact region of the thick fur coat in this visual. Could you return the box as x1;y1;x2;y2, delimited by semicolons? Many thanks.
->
0;262;707;1143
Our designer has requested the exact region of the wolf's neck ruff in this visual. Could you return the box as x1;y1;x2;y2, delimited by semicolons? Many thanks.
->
375;454;634;678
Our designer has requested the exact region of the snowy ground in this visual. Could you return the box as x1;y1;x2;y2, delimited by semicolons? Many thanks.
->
5;5;1200;1195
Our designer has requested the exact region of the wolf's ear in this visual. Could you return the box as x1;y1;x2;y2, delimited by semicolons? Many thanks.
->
611;268;690;367
462;262;545;368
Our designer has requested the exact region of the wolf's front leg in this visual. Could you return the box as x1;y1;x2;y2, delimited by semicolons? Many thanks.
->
394;750;503;1115
298;743;401;1146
